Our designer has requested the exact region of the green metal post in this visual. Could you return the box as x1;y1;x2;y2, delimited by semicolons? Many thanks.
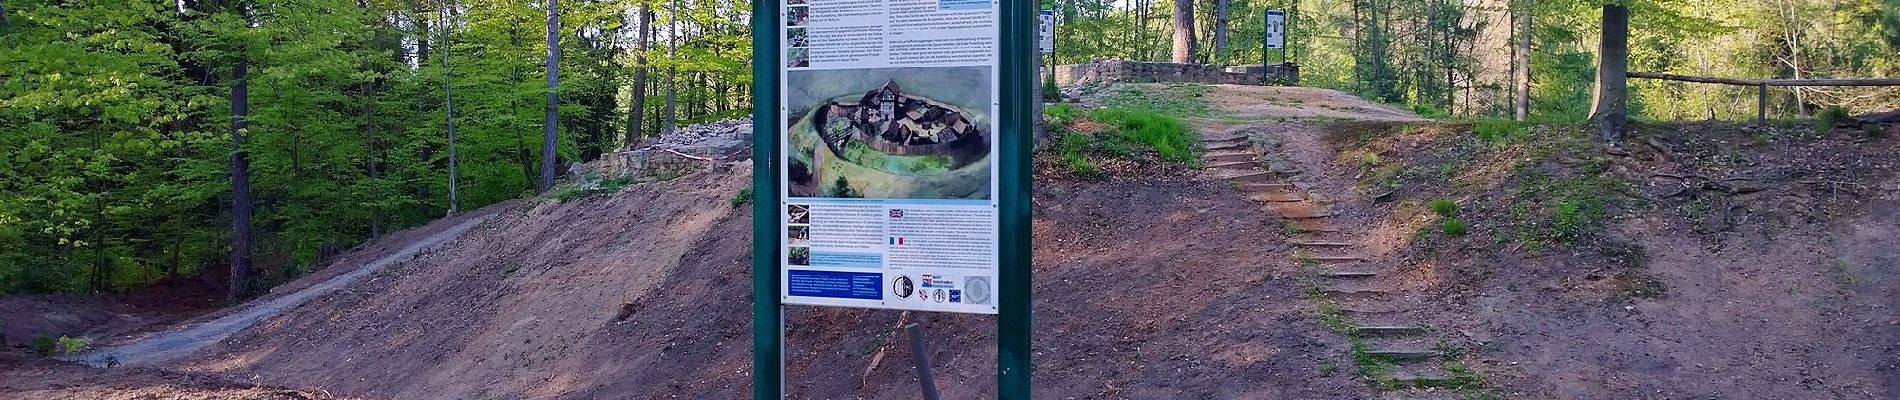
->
750;0;783;395
999;0;1035;398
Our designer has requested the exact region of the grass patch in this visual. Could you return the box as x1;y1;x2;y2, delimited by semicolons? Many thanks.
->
552;174;644;201
1044;102;1201;176
1088;108;1199;165
1508;171;1622;246
1828;257;1862;290
1101;83;1215;117
1044;102;1080;120
1430;198;1458;216
31;336;56;356
840;141;953;174
1472;118;1535;144
1815;105;1850;134
730;187;754;208
31;335;90;356
1040;83;1206;172
1057;133;1104;179
1441;217;1469;236
1282;220;1309;234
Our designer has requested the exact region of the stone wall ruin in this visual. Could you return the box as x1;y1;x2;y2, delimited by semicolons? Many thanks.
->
1052;59;1299;87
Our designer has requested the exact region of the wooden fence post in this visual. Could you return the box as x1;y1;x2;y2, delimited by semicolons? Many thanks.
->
1756;84;1767;126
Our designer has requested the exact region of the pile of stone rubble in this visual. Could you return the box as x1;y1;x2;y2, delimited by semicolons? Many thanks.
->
588;117;754;181
643;117;754;151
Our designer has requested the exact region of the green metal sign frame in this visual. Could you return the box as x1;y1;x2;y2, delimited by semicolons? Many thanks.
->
749;0;1034;397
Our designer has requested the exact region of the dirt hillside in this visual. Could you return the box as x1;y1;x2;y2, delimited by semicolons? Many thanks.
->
3;162;1364;399
7;83;1893;399
1267;119;1900;398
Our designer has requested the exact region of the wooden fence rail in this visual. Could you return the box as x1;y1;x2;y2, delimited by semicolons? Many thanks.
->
1626;71;1900;125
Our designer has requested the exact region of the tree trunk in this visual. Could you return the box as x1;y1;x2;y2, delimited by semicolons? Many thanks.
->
229;58;254;302
90;129;109;292
1589;3;1628;142
1514;0;1532;121
362;76;382;237
1124;0;1140;60
416;2;430;68
541;0;560;192
441;1;460;213
1214;0;1228;64
1171;0;1195;63
664;0;678;134
625;7;651;145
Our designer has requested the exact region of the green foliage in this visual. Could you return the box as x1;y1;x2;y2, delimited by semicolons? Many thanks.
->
730;187;754;208
1;0;747;294
1358;153;1382;169
1044;102;1079;120
830;176;862;198
27;335;92;356
553;175;642;202
1409;103;1452;120
31;336;58;356
1430;198;1458;217
1282;221;1310;234
1868;124;1892;139
1057;133;1103;178
1042;73;1060;101
1511;172;1619;245
1441;217;1468;236
1473;119;1535;143
840;141;954;174
1086;108;1199;165
1816;105;1851;133
58;335;92;355
1101;84;1214;117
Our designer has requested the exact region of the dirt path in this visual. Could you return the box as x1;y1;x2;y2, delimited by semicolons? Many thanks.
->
1202;122;1478;399
1185;87;1483;397
72;215;494;368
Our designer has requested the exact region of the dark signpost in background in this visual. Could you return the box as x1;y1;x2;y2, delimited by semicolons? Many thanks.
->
1264;9;1289;65
751;0;1034;397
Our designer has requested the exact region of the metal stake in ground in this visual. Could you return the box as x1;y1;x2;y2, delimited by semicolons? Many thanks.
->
906;323;942;400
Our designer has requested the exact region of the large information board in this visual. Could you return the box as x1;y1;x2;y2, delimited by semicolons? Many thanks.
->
1264;10;1286;49
777;0;1002;314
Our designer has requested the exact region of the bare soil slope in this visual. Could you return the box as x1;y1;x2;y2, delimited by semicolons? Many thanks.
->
1200;84;1425;122
6;165;1363;399
1279;120;1900;398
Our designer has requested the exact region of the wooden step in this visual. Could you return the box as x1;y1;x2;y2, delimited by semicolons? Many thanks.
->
1320;271;1378;278
1275;208;1333;219
1318;288;1390;301
1309;256;1364;262
1240;182;1296;190
1389;371;1457;388
1205;142;1251;151
1203;152;1257;163
1355;325;1429;336
1339;304;1412;314
1206;161;1259;170
1217;171;1279;183
1292;241;1353;247
1287;219;1341;233
1249;191;1307;202
1199;135;1248;143
1363;349;1438;362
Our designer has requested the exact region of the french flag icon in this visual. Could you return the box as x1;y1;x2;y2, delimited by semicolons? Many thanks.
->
889;237;905;245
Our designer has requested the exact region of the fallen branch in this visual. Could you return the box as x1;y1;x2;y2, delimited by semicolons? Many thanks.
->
1797;180;1864;197
657;147;718;162
1644;138;1673;162
1653;173;1765;196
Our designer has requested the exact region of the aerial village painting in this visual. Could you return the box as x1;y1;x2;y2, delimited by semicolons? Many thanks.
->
785;67;994;199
